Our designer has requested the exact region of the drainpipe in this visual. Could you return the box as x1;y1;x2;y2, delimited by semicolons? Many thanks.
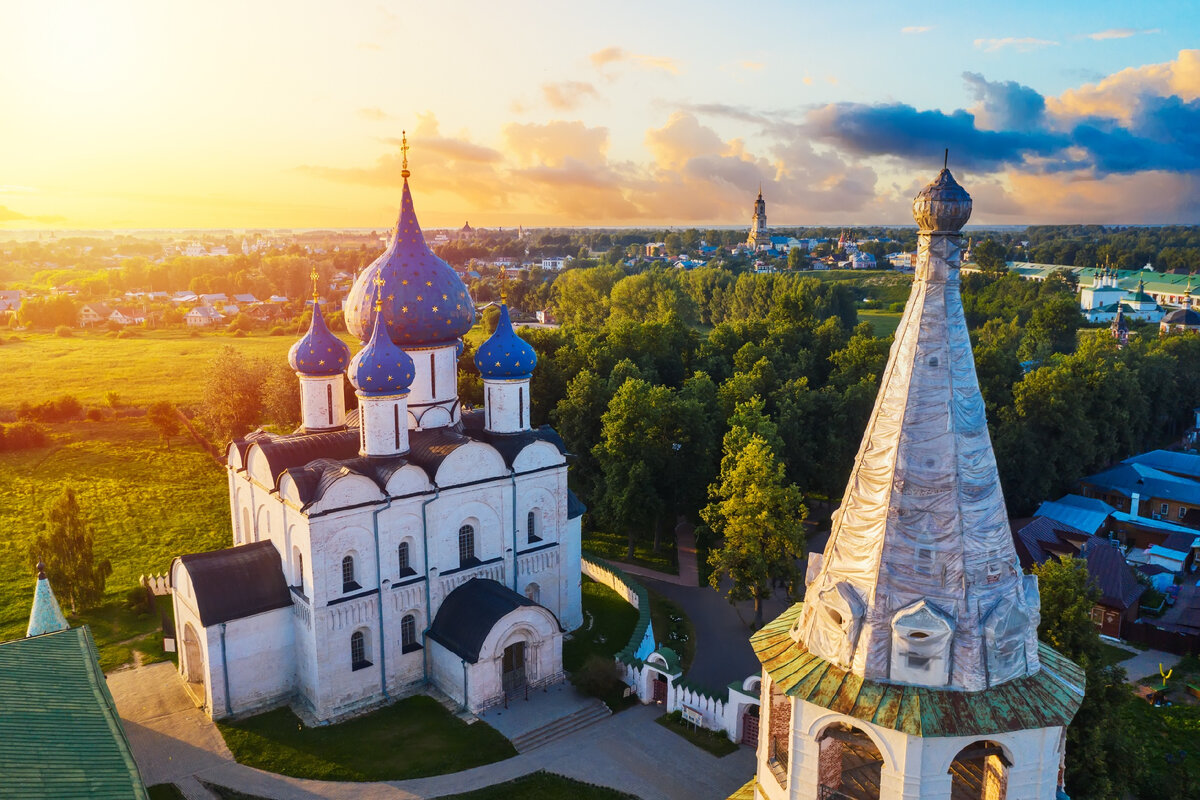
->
421;484;441;682
219;623;232;717
371;495;393;701
461;658;469;712
510;470;519;592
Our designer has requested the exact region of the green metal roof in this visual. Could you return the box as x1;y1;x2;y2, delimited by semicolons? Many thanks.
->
0;626;147;799
751;603;1085;738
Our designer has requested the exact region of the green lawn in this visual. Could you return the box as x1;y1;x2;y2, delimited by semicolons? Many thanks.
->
0;419;228;652
1098;642;1134;667
649;588;695;673
655;712;739;757
582;529;677;575
857;309;903;337
433;771;637;800
563;578;639;672
0;329;358;414
216;695;517;781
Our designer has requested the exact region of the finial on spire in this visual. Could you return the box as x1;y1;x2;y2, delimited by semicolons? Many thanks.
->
499;265;508;304
944;148;949;170
311;265;320;304
401;130;410;179
36;561;45;580
373;274;385;314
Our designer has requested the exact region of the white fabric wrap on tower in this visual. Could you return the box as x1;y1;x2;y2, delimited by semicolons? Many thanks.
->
797;182;1041;692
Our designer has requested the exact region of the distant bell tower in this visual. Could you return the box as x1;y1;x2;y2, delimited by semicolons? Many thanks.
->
747;186;769;249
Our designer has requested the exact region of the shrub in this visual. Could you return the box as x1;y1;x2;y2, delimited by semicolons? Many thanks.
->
269;326;287;336
85;408;104;421
105;391;121;409
18;395;84;423
116;329;137;339
570;654;622;698
233;329;248;337
125;585;155;615
54;325;73;337
189;330;202;337
0;421;48;451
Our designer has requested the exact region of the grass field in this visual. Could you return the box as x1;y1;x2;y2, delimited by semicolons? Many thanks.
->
563;578;639;673
857;309;903;337
216;695;516;781
0;419;229;650
434;771;637;800
581;530;678;575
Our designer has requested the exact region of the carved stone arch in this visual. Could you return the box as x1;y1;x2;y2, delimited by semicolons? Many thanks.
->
812;717;890;799
946;739;1012;800
807;714;896;773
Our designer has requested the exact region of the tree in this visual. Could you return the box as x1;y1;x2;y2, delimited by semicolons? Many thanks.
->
199;345;265;444
1033;556;1142;800
704;434;807;627
787;247;804;270
28;488;113;613
146;401;182;448
971;239;1008;275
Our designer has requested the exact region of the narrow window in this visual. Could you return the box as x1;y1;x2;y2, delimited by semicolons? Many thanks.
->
518;387;525;428
430;353;437;397
398;542;414;576
1161;503;1169;516
401;614;419;652
394;403;400;450
1180;506;1188;520
350;631;370;670
326;384;333;425
458;524;476;568
342;555;359;593
295;551;304;593
528;510;541;543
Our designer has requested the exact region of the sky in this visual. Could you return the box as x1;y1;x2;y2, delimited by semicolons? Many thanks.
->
1;0;1199;230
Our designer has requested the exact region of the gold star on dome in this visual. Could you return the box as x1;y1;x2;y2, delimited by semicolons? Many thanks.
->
402;279;409;286
367;376;373;382
402;306;409;313
426;280;432;287
416;295;423;301
318;359;326;366
387;375;393;381
432;305;439;312
387;294;395;302
495;361;501;367
442;294;448;300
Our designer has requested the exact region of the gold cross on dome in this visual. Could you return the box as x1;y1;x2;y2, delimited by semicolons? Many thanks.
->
401;130;410;179
310;266;320;303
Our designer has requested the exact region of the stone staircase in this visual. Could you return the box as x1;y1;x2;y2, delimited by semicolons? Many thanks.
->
509;698;611;752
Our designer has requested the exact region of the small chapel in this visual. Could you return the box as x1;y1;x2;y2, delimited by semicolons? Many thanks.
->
170;142;583;722
741;166;1084;800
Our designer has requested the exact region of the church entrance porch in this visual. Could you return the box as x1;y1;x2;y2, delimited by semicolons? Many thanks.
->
502;641;527;698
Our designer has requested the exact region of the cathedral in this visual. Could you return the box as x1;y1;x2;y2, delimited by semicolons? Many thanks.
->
741;167;1084;800
170;144;582;722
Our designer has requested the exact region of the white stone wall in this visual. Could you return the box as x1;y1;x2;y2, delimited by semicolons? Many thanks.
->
404;344;459;429
357;393;410;457
208;607;296;718
299;374;346;431
483;379;531;433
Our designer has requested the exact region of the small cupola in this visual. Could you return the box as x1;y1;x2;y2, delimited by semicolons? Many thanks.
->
288;271;351;432
474;301;537;433
27;561;69;637
349;280;416;457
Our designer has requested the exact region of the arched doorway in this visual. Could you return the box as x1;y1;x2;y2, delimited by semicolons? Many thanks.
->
817;722;883;799
182;623;204;686
949;740;1009;800
502;640;526;698
741;703;760;747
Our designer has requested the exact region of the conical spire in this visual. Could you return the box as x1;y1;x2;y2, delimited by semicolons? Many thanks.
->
797;166;1039;692
27;562;69;637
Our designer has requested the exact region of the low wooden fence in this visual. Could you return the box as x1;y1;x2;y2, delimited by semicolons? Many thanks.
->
1124;620;1200;655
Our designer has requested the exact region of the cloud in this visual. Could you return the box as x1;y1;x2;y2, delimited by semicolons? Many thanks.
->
0;205;65;224
901;26;932;34
974;37;1059;52
962;72;1046;131
1084;28;1159;40
357;41;382;51
589;47;680;75
0;206;29;222
1049;48;1200;122
541;81;599;111
357;107;392;122
739;60;765;71
504;121;609;169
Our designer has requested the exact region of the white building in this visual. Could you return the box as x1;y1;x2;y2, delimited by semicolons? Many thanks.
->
171;167;582;724
185;306;223;327
741;167;1083;800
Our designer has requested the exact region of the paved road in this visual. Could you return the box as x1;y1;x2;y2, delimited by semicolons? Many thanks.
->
1116;648;1182;683
109;663;754;800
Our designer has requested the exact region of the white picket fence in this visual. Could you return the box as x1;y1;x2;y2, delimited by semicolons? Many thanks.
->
140;573;171;596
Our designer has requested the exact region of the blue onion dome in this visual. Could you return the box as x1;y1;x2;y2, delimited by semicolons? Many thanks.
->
288;301;350;376
344;178;476;347
475;303;537;380
913;166;972;233
349;303;416;396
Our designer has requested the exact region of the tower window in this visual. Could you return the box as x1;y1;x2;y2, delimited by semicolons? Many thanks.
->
458;524;477;568
401;614;421;653
398;542;414;577
342;555;360;593
430;353;437;397
350;630;371;670
519;387;525;428
326;384;333;425
528;510;541;543
294;550;304;593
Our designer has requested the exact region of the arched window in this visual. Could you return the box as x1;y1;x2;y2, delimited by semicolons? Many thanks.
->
398;542;415;577
817;722;883;799
401;614;420;652
326;384;334;426
458;525;476;568
293;548;304;593
350;630;371;671
525;582;540;604
527;510;541;543
949;740;1009;799
342;555;359;593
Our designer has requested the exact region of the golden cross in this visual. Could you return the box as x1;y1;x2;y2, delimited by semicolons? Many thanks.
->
499;264;508;304
310;266;320;303
401;130;410;179
373;274;385;313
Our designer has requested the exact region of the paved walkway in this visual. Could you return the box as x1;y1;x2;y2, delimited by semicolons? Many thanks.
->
609;518;701;587
109;663;754;800
1116;647;1182;683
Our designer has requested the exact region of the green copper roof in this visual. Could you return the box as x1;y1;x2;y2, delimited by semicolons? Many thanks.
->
26;574;68;637
751;603;1085;738
0;626;147;799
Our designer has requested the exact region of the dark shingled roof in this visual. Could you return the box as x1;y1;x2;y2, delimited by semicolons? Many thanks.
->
0;627;148;799
177;542;291;625
461;412;570;467
1080;539;1146;611
567;489;586;520
427;578;547;663
1013;517;1090;570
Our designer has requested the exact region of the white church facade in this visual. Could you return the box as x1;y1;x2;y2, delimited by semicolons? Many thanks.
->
171;146;582;723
